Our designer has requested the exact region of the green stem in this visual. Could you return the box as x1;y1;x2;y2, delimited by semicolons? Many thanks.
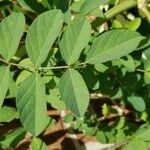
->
0;57;34;72
38;65;69;70
10;62;34;72
104;0;137;19
0;58;9;65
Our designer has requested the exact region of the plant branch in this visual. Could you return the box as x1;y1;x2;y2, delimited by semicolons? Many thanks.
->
104;0;137;19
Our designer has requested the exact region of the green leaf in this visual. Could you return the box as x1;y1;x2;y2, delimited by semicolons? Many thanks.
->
6;77;17;99
18;0;46;13
59;69;89;118
144;56;150;84
30;138;48;150
115;129;126;142
88;8;105;18
135;126;150;141
84;126;96;136
86;29;144;64
80;0;109;16
70;0;85;13
0;106;19;123
95;63;108;72
0;128;26;149
16;73;49;136
126;139;148;150
112;20;123;29
81;66;98;89
115;117;125;130
144;72;150;84
63;113;74;123
0;66;10;108
120;55;136;72
127;96;146;112
26;10;63;66
96;131;107;144
56;0;71;24
59;17;91;65
16;70;32;85
0;13;25;61
124;18;141;31
46;88;66;110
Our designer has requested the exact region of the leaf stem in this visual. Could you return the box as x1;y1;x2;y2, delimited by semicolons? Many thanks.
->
0;57;70;71
10;62;34;72
104;0;137;19
38;65;69;70
0;58;9;65
0;57;34;72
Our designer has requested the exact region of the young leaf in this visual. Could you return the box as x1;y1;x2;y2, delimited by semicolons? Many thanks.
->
124;18;141;31
86;29;144;64
16;70;32;85
16;73;49;136
0;13;25;61
26;10;63;66
59;69;89;118
0;106;19;123
127;96;146;112
0;66;10;108
46;88;66;110
30;138;48;150
59;17;91;65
